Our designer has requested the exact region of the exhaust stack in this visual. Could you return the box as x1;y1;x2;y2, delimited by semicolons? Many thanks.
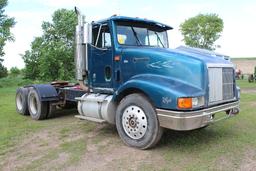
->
74;7;92;91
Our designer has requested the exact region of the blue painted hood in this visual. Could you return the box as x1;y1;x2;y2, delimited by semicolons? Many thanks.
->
133;46;231;64
118;46;234;110
175;46;232;64
120;46;229;89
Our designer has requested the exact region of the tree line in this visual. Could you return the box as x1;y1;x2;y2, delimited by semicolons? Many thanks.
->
22;9;77;81
0;0;15;78
0;1;224;80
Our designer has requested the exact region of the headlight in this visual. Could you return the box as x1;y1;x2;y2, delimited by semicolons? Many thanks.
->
177;96;205;109
192;96;205;108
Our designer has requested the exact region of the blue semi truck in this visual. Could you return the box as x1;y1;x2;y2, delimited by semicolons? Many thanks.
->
15;8;240;149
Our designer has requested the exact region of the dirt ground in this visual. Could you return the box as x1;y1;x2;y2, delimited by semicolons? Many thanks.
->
1;116;166;171
2;115;256;171
241;87;256;93
1;87;256;171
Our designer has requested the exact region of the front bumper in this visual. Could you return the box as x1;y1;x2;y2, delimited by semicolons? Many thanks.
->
157;101;240;131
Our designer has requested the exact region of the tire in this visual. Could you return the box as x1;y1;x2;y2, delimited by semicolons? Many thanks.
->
116;93;163;149
27;88;48;120
61;102;76;109
15;87;30;115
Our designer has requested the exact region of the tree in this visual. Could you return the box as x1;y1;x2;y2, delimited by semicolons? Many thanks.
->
9;66;20;76
0;61;7;78
0;0;15;65
179;14;223;50
22;38;43;79
22;9;77;80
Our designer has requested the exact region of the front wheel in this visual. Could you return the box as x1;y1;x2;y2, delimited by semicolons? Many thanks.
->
116;93;163;149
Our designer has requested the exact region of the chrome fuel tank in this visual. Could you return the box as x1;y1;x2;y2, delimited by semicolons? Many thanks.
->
77;93;116;124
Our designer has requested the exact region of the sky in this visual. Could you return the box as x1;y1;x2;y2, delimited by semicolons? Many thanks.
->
3;0;256;69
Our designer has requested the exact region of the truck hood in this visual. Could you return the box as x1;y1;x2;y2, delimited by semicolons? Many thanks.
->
175;46;231;63
124;46;231;64
120;46;233;90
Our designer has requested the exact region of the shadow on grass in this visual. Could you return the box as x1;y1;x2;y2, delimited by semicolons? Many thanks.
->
47;108;78;119
158;126;234;149
46;109;235;150
37;107;237;150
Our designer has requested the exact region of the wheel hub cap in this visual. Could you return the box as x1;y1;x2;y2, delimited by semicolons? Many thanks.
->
122;105;147;139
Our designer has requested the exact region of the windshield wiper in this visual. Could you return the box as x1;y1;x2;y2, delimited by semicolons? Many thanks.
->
154;31;165;48
131;27;142;46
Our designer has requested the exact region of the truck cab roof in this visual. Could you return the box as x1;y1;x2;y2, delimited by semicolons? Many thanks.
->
93;16;173;31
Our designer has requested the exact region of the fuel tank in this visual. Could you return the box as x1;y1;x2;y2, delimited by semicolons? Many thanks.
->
77;93;116;124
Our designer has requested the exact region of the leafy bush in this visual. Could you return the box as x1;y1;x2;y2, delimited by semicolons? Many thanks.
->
22;9;77;81
0;77;41;88
0;63;8;78
0;0;15;78
9;67;21;77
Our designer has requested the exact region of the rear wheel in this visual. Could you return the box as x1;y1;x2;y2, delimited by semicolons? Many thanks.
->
116;93;163;149
15;87;29;115
27;89;48;120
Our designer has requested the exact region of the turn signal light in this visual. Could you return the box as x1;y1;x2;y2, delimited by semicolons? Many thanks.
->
177;98;192;109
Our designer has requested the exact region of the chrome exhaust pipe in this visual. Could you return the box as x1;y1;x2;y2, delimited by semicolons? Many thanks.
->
75;7;85;81
74;7;91;91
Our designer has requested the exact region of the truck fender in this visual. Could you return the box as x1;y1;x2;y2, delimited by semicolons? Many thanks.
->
114;74;204;110
25;84;59;102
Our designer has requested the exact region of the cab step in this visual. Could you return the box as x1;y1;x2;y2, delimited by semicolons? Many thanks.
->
75;115;106;123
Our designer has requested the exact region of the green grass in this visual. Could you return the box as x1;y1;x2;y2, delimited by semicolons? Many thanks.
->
236;79;256;89
0;76;50;88
0;77;33;88
0;82;255;170
20;138;87;171
60;138;87;165
0;87;44;156
156;91;256;170
0;85;94;170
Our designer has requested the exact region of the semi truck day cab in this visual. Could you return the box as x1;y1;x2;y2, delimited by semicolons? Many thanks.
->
15;8;240;149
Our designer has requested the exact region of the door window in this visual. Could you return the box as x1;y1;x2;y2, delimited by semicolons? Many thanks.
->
92;24;112;48
91;23;113;87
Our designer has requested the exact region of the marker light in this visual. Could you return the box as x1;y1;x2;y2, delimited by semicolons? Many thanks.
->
177;96;205;109
177;98;192;109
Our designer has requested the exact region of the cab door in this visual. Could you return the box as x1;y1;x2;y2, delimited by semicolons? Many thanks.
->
89;23;113;90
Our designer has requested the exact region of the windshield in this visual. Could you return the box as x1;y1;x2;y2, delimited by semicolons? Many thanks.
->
116;22;169;48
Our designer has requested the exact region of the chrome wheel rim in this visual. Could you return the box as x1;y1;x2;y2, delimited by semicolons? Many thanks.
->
122;105;147;139
16;93;23;111
29;94;38;115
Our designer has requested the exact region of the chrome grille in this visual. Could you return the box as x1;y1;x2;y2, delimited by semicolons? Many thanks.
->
223;68;234;100
208;67;234;104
